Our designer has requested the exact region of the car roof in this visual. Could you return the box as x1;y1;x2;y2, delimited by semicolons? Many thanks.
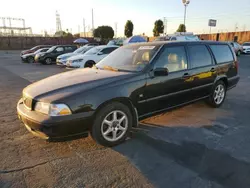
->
95;45;119;49
123;41;229;48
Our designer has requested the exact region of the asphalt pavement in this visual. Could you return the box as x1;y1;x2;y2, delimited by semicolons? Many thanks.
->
0;51;250;188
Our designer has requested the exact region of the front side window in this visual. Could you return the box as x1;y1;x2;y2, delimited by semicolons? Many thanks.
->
55;47;64;52
101;47;118;54
154;46;188;72
187;45;212;68
210;45;234;64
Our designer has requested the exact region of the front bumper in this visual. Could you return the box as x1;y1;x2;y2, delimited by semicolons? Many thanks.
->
56;59;67;66
17;99;94;139
243;50;250;54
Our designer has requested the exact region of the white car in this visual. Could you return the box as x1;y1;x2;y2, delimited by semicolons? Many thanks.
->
242;42;250;54
56;46;93;66
66;45;118;68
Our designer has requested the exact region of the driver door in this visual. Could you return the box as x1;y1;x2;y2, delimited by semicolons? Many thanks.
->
53;47;65;60
138;44;193;116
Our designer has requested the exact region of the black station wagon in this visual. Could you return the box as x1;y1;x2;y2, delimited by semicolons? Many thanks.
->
17;41;240;146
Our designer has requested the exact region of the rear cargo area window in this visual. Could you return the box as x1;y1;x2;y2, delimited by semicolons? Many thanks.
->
210;45;234;64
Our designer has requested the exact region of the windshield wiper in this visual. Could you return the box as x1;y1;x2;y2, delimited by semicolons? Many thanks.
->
103;65;119;72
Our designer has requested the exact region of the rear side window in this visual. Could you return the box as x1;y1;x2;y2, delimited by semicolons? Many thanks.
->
210;45;234;64
187;45;212;68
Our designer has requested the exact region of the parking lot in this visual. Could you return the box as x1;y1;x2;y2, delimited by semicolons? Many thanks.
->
1;51;250;188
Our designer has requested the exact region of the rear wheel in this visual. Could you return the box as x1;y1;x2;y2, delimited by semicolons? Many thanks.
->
45;57;52;65
84;60;95;68
27;56;34;63
207;81;226;108
90;102;132;147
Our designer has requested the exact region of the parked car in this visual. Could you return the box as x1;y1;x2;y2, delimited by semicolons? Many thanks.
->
107;39;125;46
153;36;169;41
242;42;250;54
20;45;52;56
228;42;243;56
17;41;239;146
35;45;77;65
56;46;94;66
85;43;99;46
66;45;118;68
21;48;50;63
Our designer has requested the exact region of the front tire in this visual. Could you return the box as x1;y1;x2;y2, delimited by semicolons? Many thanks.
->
207;81;226;108
27;56;34;63
237;50;241;56
90;102;132;147
45;57;52;65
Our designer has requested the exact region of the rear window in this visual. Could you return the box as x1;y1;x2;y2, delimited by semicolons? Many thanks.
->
187;45;212;68
210;45;234;64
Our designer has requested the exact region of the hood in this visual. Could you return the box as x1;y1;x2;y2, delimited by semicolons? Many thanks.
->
23;68;133;102
21;49;32;55
58;52;75;59
22;52;35;57
68;54;89;61
243;46;250;49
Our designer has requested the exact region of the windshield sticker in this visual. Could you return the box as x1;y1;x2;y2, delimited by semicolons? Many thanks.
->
138;46;155;50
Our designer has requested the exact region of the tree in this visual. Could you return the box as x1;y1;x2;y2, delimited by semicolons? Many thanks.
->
93;26;114;40
124;20;134;38
153;20;164;37
54;30;73;37
177;24;186;32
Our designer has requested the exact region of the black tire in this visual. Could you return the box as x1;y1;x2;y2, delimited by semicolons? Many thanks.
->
84;60;95;68
237;51;241;56
27;56;34;63
45;57;52;65
90;102;132;147
207;80;226;108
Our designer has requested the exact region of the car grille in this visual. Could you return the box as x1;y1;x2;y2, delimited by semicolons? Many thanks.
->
23;95;32;110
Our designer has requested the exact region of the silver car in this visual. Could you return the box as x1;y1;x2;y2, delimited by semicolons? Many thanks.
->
242;42;250;54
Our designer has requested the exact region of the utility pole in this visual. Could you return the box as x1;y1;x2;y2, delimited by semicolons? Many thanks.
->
163;17;167;35
92;9;94;31
234;23;238;32
83;18;86;37
114;22;118;38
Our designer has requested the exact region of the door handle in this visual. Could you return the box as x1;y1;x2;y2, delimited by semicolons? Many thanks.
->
210;68;216;72
182;73;191;79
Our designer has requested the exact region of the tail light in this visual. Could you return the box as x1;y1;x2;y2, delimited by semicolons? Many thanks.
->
234;60;239;72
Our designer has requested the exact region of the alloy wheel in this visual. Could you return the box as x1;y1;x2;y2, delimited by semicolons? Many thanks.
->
101;110;128;142
213;84;225;105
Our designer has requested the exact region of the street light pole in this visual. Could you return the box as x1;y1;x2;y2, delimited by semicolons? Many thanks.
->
182;0;190;33
184;4;187;28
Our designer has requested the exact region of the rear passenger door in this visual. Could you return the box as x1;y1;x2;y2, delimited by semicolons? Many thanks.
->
186;44;216;99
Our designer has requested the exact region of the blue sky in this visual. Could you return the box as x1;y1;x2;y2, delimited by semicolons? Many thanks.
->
1;0;250;36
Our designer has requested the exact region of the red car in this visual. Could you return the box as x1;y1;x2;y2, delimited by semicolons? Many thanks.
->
20;45;52;56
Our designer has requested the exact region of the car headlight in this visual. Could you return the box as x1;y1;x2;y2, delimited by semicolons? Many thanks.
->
35;102;72;116
34;102;50;115
50;104;72;116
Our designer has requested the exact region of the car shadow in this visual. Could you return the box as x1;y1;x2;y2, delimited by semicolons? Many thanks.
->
114;128;250;188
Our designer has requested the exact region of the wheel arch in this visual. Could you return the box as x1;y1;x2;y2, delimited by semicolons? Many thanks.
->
214;76;228;88
93;97;139;128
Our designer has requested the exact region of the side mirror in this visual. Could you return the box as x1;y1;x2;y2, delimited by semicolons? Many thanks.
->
97;51;104;55
154;67;169;77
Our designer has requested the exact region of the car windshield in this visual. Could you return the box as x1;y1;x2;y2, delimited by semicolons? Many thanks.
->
84;47;101;55
47;46;57;53
243;43;250;46
74;47;86;53
30;46;39;50
96;45;160;72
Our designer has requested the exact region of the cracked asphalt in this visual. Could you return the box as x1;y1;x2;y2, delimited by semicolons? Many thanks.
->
0;51;250;188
